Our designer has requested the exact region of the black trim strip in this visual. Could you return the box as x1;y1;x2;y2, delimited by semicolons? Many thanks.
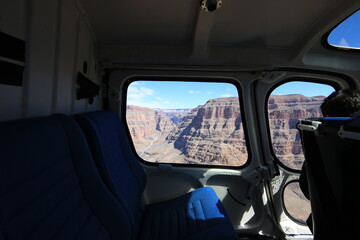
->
0;31;25;62
76;72;100;100
0;60;24;86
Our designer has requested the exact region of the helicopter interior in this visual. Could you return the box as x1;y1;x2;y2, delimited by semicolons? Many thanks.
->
1;0;360;239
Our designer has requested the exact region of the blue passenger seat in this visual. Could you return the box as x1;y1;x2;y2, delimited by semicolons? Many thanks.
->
0;114;134;240
75;110;239;240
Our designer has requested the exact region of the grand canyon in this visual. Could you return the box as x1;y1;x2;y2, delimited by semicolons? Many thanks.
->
126;94;325;169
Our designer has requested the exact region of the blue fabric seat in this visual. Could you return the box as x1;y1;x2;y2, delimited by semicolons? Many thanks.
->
75;110;238;240
140;187;238;240
0;114;133;240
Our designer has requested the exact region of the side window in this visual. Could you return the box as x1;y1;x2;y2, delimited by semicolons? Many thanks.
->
268;81;335;170
268;81;334;226
283;181;311;224
327;9;360;50
126;80;248;167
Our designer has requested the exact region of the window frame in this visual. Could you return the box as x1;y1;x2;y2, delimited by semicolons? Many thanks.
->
265;77;339;173
121;76;252;169
322;8;360;52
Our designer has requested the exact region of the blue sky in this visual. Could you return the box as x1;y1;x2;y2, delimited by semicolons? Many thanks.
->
127;81;238;109
271;81;334;97
328;9;360;49
127;81;334;109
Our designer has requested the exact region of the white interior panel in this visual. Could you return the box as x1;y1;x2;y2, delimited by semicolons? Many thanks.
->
55;0;79;115
25;0;58;118
0;0;101;121
0;0;27;40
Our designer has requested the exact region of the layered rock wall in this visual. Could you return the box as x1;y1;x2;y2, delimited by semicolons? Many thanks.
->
126;105;175;150
126;94;325;168
166;97;247;166
268;94;324;169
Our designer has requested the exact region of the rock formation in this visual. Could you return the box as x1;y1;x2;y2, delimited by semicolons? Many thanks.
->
268;94;325;169
166;97;247;166
126;105;175;150
156;108;191;126
126;94;325;168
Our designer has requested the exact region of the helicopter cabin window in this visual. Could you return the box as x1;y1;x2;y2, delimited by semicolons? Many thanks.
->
268;81;335;170
283;181;311;224
125;81;248;167
327;9;360;50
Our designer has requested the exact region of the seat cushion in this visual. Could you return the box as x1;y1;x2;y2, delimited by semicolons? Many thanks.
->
140;187;238;240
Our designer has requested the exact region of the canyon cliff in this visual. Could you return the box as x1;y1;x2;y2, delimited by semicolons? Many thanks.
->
126;105;175;150
166;97;247;166
268;94;324;169
126;94;324;168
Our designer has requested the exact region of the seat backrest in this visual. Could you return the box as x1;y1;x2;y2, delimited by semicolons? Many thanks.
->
298;117;354;240
74;110;146;238
0;114;133;240
331;118;360;240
